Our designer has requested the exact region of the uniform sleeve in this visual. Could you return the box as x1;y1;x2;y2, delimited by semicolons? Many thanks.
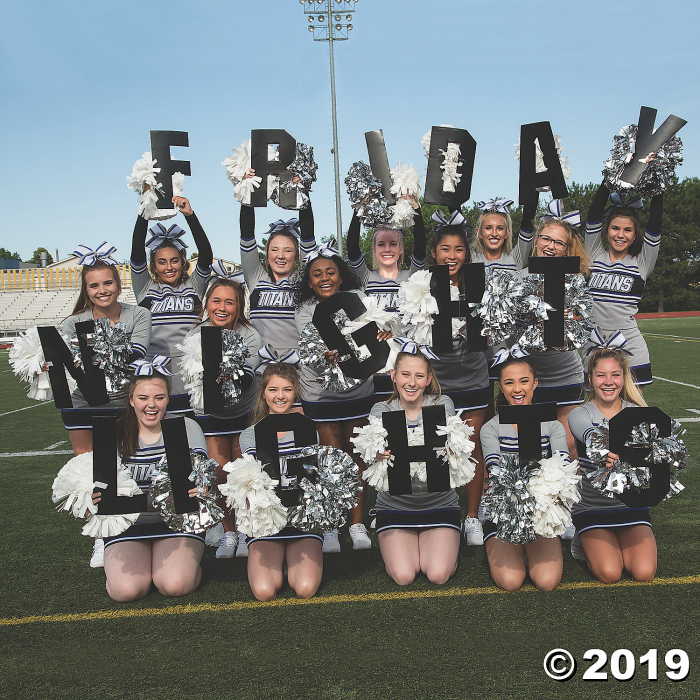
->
129;306;152;360
567;405;594;444
184;417;208;455
239;205;266;289
295;302;315;334
238;426;256;455
435;394;456;418
130;216;151;302
548;419;570;460
346;211;369;288
185;213;212;299
61;314;78;338
638;194;663;280
409;207;427;273
585;183;611;260
514;200;537;269
242;326;264;380
369;401;391;420
298;202;317;259
480;416;501;472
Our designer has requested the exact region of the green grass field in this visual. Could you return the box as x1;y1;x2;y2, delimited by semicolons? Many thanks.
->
1;317;698;699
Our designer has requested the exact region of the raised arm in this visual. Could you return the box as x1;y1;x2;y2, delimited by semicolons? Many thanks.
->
585;183;611;259
129;215;150;302
514;198;537;269
346;211;369;288
239;204;266;288
298;202;317;258
179;200;213;299
639;194;663;279
409;205;427;273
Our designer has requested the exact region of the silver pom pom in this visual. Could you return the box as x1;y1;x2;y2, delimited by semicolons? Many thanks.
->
218;330;251;407
276;142;319;210
564;275;596;350
470;269;527;345
85;318;133;396
344;161;392;229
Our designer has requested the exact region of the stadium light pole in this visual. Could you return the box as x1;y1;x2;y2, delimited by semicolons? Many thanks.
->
299;0;358;255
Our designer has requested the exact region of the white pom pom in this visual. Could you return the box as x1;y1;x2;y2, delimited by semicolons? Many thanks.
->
351;416;392;491
218;454;288;538
421;124;454;157
390;198;417;230
177;333;204;411
397;270;438;346
172;171;185;197
222;140;263;204
514;135;571;191
529;454;581;538
435;415;476;488
342;296;396;336
127;152;177;220
9;327;53;401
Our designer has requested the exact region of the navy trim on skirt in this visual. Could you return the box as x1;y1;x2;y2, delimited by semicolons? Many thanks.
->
445;387;490;412
61;407;125;431
533;383;584;407
104;521;205;547
573;507;651;534
194;412;252;437
165;393;196;418
373;373;394;401
247;525;324;545
375;508;461;532
301;394;374;422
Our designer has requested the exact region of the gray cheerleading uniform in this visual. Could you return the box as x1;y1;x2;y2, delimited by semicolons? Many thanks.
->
185;322;263;437
60;304;152;430
104;417;207;547
519;267;585;406
582;186;663;386
480;414;569;542
240;204;316;363
568;401;651;533
239;424;323;545
371;395;461;532
295;293;375;422
130;213;212;412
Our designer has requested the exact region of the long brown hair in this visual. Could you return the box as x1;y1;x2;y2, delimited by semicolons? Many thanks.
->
388;351;441;404
265;231;300;280
116;374;171;460
533;219;590;277
149;243;190;285
71;260;122;315
586;348;646;407
199;278;251;329
603;208;644;257
249;363;301;425
494;356;540;408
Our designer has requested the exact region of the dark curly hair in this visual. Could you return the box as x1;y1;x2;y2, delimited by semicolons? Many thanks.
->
291;254;361;306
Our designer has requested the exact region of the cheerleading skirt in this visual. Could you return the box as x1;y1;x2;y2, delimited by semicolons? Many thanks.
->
482;520;561;543
247;526;324;546
165;393;196;419
301;394;374;422
104;520;205;548
582;326;652;386
61;406;125;431
572;507;651;535
530;349;585;406
373;373;394;402
194;411;253;437
375;508;461;533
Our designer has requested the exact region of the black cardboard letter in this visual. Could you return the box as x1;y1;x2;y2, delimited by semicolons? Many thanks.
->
518;122;569;205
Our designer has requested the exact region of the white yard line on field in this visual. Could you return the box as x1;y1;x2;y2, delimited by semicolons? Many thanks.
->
0;402;53;418
0;450;74;457
653;376;700;390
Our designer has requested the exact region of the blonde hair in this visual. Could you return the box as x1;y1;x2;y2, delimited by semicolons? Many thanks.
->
388;351;441;403
586;348;647;407
371;226;404;270
533;218;590;276
249;363;301;425
471;210;513;255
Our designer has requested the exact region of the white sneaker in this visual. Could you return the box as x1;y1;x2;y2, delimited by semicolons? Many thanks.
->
322;529;341;554
463;517;484;546
235;531;249;558
216;531;237;559
570;532;586;562
90;539;105;568
349;523;372;550
562;524;576;541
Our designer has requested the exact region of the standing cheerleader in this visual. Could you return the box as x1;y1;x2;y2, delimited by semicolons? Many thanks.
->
367;350;461;585
239;170;317;362
130;196;213;414
583;185;663;387
292;249;380;552
61;244;151;569
182;278;262;559
481;355;569;591
94;370;207;602
568;346;656;583
526;204;590;456
429;223;490;545
238;364;323;600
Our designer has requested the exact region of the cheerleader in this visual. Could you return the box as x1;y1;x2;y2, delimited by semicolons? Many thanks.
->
181;277;263;559
130;196;213;414
238;363;323;600
239;169;316;361
429;222;490;546
583;184;663;388
346;196;426;399
526;203;590;457
92;369;206;602
480;355;569;591
568;346;656;583
61;244;151;569
368;350;461;585
292;247;385;552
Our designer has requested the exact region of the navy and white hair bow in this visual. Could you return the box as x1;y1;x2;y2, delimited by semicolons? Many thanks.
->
210;260;245;285
604;193;644;218
73;242;119;267
477;198;514;214
265;219;301;238
303;240;340;265
430;209;473;231
393;337;439;361
585;328;632;356
129;355;174;376
537;200;580;227
256;344;301;367
145;223;188;252
492;343;529;366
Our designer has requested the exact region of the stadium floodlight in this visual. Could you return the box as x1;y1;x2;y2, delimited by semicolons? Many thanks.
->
300;0;358;254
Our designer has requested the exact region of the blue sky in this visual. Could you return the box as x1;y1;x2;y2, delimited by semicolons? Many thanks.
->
2;0;698;264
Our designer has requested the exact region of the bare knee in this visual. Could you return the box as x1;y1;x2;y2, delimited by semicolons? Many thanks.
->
106;578;151;603
387;564;418;586
292;578;320;599
154;568;201;598
423;562;456;586
591;561;623;585
530;568;562;592
629;561;657;582
491;568;526;592
250;576;283;602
